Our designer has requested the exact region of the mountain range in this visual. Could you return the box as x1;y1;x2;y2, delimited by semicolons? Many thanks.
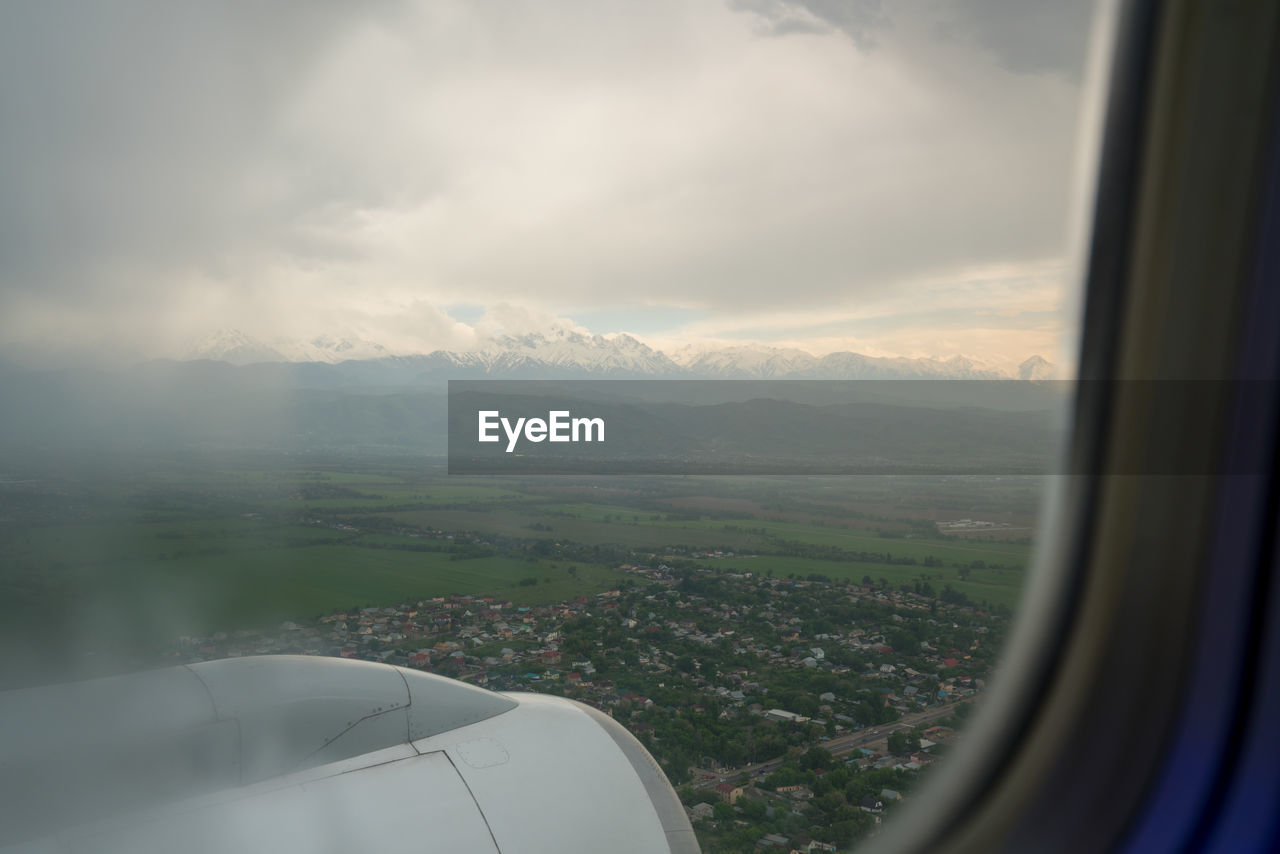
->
185;328;1056;383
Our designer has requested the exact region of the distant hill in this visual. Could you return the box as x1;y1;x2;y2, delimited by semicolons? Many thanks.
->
0;329;1064;465
0;361;1066;471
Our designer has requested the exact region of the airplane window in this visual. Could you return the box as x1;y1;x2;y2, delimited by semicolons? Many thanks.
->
0;2;1108;852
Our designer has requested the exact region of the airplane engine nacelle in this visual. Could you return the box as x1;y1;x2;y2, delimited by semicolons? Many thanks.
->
0;656;699;853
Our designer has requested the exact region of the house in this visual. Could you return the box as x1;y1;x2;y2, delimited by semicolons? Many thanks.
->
715;783;744;805
764;709;809;723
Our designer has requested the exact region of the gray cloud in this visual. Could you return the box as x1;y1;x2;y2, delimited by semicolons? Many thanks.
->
728;0;888;46
1;2;396;294
728;0;1095;79
0;1;1096;364
940;0;1096;79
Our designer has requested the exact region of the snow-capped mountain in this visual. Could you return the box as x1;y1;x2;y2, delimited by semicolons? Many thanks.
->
185;329;287;366
1018;354;1056;380
667;344;1017;379
179;328;1052;381
671;343;820;378
803;352;1007;380
476;329;682;375
275;334;391;364
185;330;390;365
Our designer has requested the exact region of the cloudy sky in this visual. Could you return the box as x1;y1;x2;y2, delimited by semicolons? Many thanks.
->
0;0;1100;370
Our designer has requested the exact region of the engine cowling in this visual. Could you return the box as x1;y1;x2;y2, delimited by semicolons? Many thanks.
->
0;656;699;853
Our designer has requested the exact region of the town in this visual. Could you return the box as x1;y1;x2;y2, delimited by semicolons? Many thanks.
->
165;562;1003;852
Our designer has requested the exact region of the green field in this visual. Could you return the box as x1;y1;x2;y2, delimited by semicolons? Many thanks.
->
7;544;618;635
0;458;1038;645
691;554;1023;610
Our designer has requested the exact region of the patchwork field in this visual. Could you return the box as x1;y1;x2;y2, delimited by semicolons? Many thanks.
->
0;457;1039;657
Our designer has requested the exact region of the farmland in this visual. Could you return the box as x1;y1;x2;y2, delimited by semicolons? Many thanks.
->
0;453;1039;678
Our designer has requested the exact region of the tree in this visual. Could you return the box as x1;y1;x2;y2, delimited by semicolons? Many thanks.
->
664;750;693;785
800;746;833;771
887;730;909;756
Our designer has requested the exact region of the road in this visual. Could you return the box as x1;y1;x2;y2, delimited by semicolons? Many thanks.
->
692;697;973;788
